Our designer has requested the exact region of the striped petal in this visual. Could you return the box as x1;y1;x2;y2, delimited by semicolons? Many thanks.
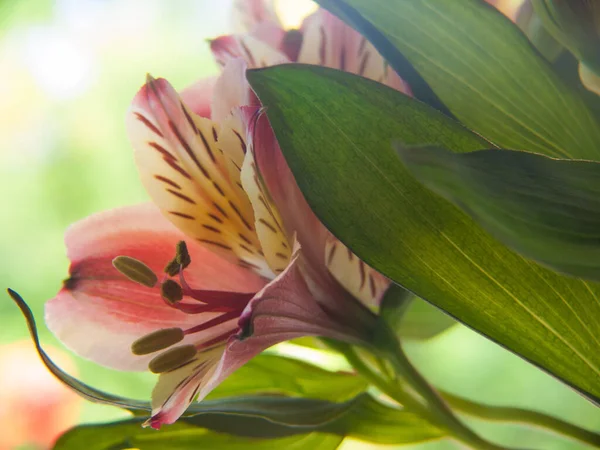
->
298;9;411;92
325;237;390;308
243;108;328;273
45;204;266;371
147;347;222;429
210;33;289;69
240;110;292;275
127;76;272;278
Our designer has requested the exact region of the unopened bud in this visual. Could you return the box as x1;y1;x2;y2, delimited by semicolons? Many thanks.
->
148;345;197;373
161;279;183;304
112;256;158;288
131;328;184;355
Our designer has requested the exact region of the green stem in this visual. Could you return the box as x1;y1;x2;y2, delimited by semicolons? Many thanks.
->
326;338;517;450
441;390;600;448
381;338;517;450
328;340;431;417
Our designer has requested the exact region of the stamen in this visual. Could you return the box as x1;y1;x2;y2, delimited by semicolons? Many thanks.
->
184;288;255;307
182;310;240;335
161;279;183;304
112;256;158;288
148;345;197;374
131;328;184;355
178;269;254;307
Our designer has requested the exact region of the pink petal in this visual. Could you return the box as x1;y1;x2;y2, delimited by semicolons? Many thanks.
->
180;76;217;118
211;58;257;124
231;0;280;33
46;203;266;371
210;252;370;395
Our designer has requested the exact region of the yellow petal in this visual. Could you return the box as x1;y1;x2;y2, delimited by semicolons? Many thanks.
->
241;139;292;275
127;77;272;278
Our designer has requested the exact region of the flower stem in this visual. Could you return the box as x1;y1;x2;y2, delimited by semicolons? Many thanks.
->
379;336;518;450
440;390;600;448
325;338;518;450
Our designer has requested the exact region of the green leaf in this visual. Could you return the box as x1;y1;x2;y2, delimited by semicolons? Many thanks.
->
381;284;456;341
246;64;600;405
54;395;444;449
6;289;149;414
400;297;458;341
208;354;367;401
316;0;600;160
185;395;361;428
54;422;342;450
398;145;600;281
130;431;344;450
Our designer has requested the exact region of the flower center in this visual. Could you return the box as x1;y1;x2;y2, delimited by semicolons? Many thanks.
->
113;241;256;373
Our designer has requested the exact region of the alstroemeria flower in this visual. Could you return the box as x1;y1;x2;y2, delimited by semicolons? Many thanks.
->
212;0;411;93
46;1;401;429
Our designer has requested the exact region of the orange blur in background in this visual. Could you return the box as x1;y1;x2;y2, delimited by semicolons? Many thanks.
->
0;341;81;450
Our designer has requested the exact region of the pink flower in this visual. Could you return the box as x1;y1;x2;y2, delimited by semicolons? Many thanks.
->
46;1;403;429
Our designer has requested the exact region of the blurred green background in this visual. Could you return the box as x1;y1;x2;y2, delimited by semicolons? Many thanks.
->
0;0;599;449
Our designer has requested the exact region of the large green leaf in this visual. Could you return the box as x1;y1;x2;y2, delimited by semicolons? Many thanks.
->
54;395;443;449
397;145;600;281
316;0;600;160
246;65;600;404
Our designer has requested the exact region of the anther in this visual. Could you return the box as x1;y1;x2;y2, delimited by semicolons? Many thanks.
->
148;345;197;373
163;241;191;276
164;258;180;277
161;279;183;304
131;328;184;355
112;256;158;288
176;241;191;268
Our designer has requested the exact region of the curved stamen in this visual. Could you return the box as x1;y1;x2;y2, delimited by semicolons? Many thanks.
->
173;302;237;314
183;310;240;335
